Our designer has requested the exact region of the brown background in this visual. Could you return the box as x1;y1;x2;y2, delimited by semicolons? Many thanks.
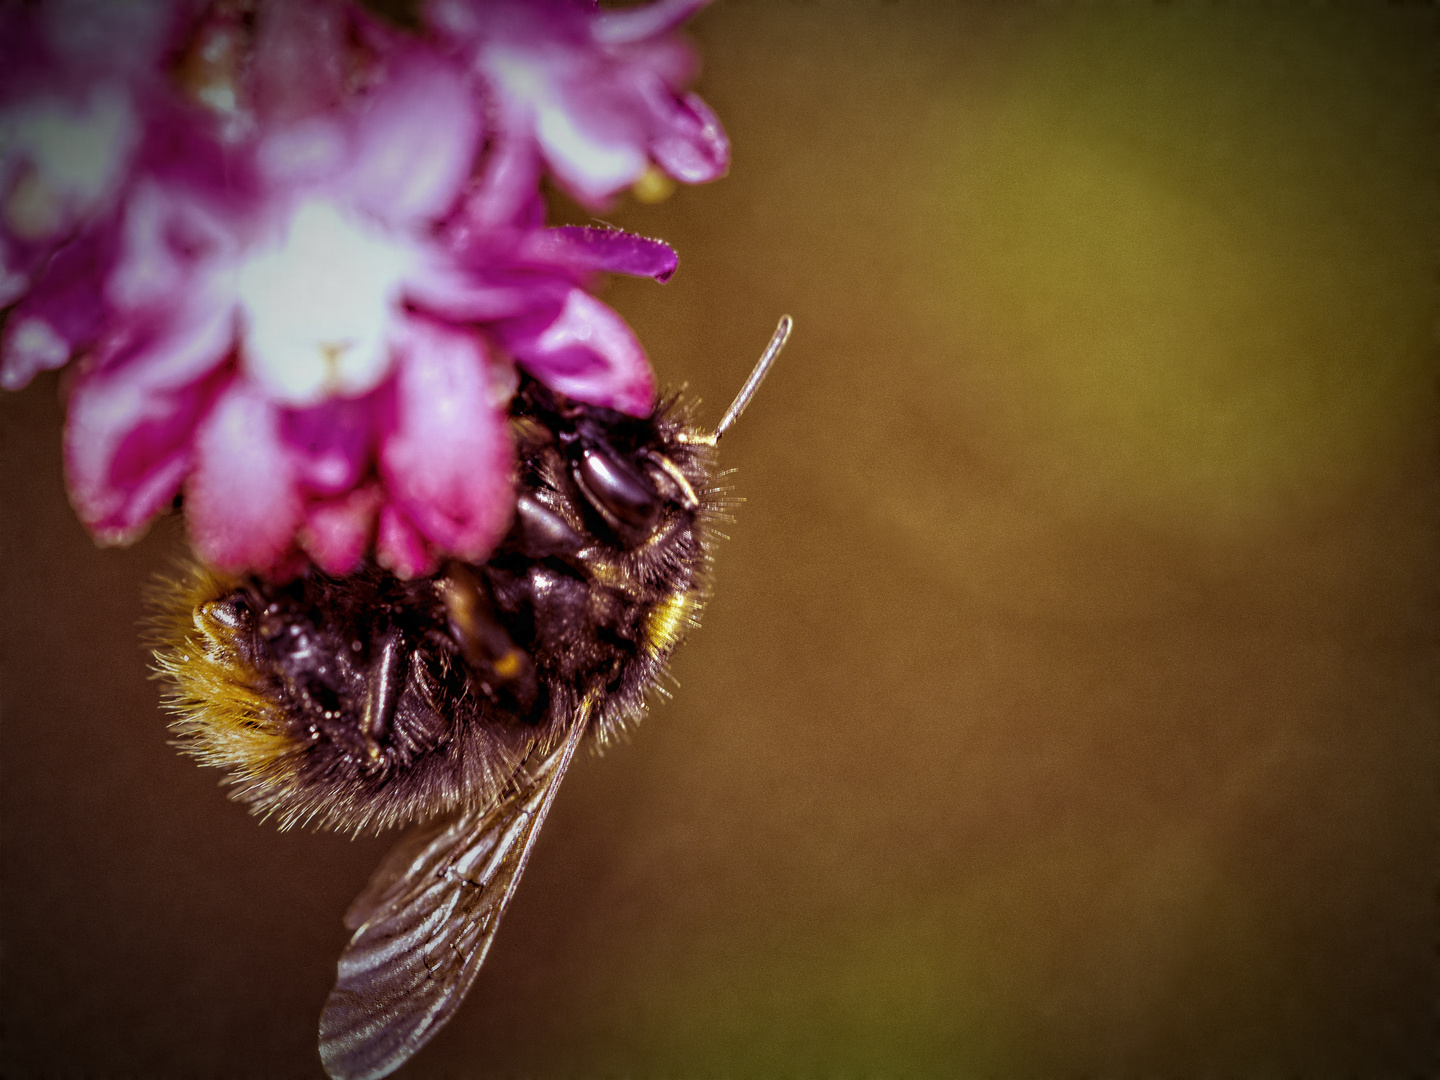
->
2;3;1437;1077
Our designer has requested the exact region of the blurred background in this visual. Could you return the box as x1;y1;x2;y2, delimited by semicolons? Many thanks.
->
2;2;1436;1077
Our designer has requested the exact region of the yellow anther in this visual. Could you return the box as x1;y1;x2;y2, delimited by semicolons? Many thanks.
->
631;165;675;204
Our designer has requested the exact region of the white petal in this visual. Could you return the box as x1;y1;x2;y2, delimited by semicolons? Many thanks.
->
237;199;413;406
2;87;136;240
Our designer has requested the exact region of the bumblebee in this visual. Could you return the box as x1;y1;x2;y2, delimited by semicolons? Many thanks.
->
150;317;791;1080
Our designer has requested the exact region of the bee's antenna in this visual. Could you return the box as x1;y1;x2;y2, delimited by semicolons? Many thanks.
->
711;315;792;443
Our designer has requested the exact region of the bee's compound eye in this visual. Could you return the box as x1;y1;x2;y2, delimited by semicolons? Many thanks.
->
574;445;660;535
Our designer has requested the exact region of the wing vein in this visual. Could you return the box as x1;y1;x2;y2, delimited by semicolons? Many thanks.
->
318;713;590;1080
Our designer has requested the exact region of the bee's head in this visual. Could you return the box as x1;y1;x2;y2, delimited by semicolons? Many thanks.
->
511;311;793;563
503;381;716;582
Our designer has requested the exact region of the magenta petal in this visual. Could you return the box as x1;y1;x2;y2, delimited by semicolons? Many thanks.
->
376;503;436;580
1;230;116;389
186;378;304;572
301;484;383;575
521;226;677;282
37;0;188;78
65;370;211;544
506;288;655;416
648;89;729;184
64;308;235;543
282;395;377;496
380;318;514;563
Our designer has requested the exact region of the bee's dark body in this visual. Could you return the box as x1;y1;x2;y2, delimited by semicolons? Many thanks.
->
156;378;716;836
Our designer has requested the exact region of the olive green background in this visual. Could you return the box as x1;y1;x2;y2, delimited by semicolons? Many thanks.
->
2;3;1436;1077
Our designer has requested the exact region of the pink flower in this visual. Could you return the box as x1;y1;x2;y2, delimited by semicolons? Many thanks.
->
4;0;712;578
430;0;727;220
0;0;196;388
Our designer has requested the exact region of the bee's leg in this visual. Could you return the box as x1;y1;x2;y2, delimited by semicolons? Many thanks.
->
361;628;408;760
438;564;541;719
195;593;256;662
512;493;584;557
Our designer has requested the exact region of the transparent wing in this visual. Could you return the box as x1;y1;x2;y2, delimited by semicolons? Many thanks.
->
318;716;588;1080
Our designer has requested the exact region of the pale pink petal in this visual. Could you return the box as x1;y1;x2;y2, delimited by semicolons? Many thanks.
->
402;249;553;324
250;0;346;124
504;287;655;416
380;317;514;562
186;377;304;571
459;124;540;228
255;117;349;186
0;86;139;244
421;0;485;44
235;199;411;406
344;58;481;223
0;239;32;307
301;484;384;575
532;95;648;206
376;502;435;580
593;0;714;46
647;89;728;184
1;315;69;390
106;180;238;324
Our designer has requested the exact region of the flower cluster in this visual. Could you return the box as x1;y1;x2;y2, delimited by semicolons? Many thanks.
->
1;0;725;577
